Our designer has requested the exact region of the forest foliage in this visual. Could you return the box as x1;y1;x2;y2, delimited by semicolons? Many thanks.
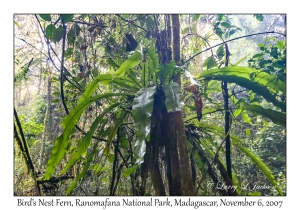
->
14;14;286;196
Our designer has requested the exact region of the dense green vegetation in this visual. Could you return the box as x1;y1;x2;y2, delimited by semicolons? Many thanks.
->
14;14;286;196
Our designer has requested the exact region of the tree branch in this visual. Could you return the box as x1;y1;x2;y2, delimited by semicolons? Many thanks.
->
183;31;286;65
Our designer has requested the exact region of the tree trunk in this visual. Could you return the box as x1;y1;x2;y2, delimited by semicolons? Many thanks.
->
167;14;194;195
39;74;52;169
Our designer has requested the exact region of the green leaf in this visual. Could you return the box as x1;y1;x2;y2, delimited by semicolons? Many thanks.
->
203;56;217;70
67;30;76;45
105;111;127;154
78;74;113;104
66;143;98;195
241;102;286;126
158;61;176;79
111;76;138;91
242;111;252;124
92;69;99;77
14;21;20;27
234;108;242;117
147;46;159;69
221;22;231;28
245;128;251;137
60;103;119;174
132;86;156;164
125;69;142;88
123;165;139;177
232;143;283;195
196;66;286;111
108;154;115;163
45;24;56;41
39;14;51;21
120;136;129;149
64;47;73;58
217;14;224;21
216;45;224;59
61;14;73;23
53;25;65;42
108;58;120;69
254;14;264;21
145;16;155;30
252;53;264;59
276;40;285;50
44;93;126;180
248;191;261;196
115;51;142;77
163;83;184;112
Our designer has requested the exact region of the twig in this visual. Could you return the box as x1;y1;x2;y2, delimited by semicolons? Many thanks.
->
183;31;286;65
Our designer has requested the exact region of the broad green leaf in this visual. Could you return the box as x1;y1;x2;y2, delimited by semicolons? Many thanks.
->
242;111;252;124
216;45;224;59
221;22;231;28
53;25;65;43
147;46;159;69
39;14;51;21
115;50;142;76
78;74;113;104
44;93;126;180
132;86;156;164
234;108;242;117
61;14;73;23
123;165;139;177
45;24;56;41
163;83;184;112
66;143;98;195
276;40;285;50
232;143;283;195
60;103;119;174
196;66;286;111
111;76;138;91
241;102;286;126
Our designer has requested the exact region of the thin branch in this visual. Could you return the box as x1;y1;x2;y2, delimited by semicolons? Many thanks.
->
15;37;49;58
183;31;286;65
116;14;147;32
60;19;69;115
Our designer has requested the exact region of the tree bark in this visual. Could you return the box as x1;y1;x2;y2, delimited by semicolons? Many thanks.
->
169;14;194;195
39;74;51;169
